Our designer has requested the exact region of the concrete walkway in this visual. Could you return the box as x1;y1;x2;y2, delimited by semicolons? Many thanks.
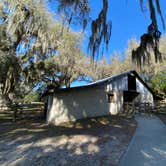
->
119;114;166;166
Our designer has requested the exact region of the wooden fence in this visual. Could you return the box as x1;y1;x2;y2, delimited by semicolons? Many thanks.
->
134;102;154;113
0;102;45;121
119;102;135;118
123;101;166;117
154;101;166;114
135;102;166;114
0;101;165;121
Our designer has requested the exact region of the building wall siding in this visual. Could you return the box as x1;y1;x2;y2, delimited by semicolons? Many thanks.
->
47;74;154;125
135;78;153;103
109;90;124;115
106;76;128;91
47;87;110;125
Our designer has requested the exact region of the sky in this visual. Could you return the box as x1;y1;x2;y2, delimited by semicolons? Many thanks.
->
49;0;166;61
48;0;166;87
87;0;166;60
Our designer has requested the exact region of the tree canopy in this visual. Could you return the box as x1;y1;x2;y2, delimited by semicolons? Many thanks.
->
55;0;165;66
151;70;166;98
87;35;166;97
0;0;165;102
0;0;88;102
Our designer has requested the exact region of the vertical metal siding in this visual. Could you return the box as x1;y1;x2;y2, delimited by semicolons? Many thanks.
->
106;76;128;91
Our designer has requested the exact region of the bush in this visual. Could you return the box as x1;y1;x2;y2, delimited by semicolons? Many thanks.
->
151;71;166;98
23;91;40;103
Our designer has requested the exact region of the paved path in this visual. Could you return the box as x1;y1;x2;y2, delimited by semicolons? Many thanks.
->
119;114;166;166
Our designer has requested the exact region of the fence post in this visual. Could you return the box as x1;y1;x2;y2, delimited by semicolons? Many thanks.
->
12;103;18;122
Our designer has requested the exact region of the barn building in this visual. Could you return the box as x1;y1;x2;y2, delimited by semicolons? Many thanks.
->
45;70;154;125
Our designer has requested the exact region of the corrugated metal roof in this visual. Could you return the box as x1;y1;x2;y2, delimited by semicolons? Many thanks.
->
54;70;135;91
86;70;133;86
43;70;154;95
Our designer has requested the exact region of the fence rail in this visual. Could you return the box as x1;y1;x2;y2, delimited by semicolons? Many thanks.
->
0;101;165;121
122;101;166;118
119;102;135;118
134;102;154;113
154;101;166;114
0;102;45;121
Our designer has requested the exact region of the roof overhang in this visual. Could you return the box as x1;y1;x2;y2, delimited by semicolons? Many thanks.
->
42;70;155;96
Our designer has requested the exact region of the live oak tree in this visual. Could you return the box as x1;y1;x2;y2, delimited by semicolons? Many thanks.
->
40;30;87;89
86;57;110;81
0;0;54;100
0;0;165;102
0;0;87;102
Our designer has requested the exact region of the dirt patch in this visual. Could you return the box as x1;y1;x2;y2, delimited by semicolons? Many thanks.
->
0;116;136;166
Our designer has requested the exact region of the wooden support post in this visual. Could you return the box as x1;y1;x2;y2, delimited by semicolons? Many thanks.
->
12;103;18;122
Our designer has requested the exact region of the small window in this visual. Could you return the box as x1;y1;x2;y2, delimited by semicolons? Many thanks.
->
107;94;115;103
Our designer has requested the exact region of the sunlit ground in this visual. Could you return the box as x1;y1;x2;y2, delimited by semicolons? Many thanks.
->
0;116;136;166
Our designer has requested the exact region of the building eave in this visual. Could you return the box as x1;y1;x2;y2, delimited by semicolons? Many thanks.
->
42;70;155;96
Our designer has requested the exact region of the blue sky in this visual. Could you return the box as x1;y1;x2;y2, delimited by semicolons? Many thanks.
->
48;0;166;86
49;0;166;61
87;0;166;60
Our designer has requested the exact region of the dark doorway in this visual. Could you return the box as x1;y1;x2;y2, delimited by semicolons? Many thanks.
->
128;74;136;91
123;91;139;102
